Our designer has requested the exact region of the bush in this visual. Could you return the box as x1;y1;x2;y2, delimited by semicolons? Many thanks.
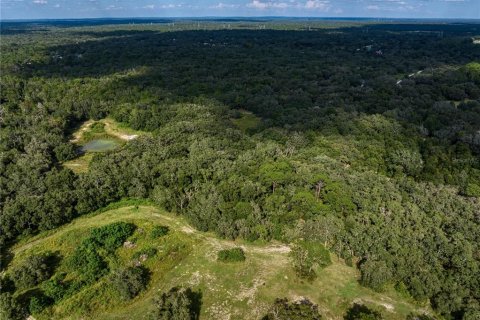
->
110;266;149;300
0;293;25;320
10;253;55;290
150;287;201;320
29;293;51;314
150;225;169;239
262;298;322;320
406;313;437;320
68;240;108;283
90;222;136;252
290;241;331;281
0;276;15;293
133;247;157;260
217;248;246;262
42;277;68;302
344;303;382;320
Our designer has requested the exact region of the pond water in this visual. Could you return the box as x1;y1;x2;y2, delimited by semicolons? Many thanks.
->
81;139;118;152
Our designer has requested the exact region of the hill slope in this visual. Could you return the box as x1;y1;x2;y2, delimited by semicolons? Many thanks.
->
8;203;430;319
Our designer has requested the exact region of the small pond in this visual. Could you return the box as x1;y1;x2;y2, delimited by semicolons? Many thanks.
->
81;139;119;152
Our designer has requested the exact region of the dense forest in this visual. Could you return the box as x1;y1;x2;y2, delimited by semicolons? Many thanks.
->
1;19;480;319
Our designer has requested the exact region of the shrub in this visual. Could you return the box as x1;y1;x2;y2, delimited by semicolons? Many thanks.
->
290;241;331;281
406;313;437;320
42;277;68;302
0;276;15;293
0;293;25;320
90;222;136;252
28;293;51;314
262;298;322;320
110;266;149;300
217;248;246;262
150;225;169;239
68;240;108;283
344;303;383;320
133;247;158;260
150;287;201;320
10;253;55;290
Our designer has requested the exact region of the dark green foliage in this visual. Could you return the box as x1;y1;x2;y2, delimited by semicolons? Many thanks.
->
150;287;202;320
66;222;135;283
1;21;479;318
344;303;382;320
10;253;55;290
406;313;437;320
0;276;15;294
217;248;246;262
110;266;149;300
262;298;322;320
28;293;51;314
54;143;77;162
359;259;392;292
41;277;68;302
68;239;108;283
150;225;169;239
0;293;25;320
291;241;331;281
89;222;136;252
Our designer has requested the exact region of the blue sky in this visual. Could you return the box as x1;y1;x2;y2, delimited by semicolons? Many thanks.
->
1;0;479;20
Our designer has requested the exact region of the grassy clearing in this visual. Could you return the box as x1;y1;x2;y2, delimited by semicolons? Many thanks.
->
9;204;430;319
231;110;261;133
63;153;94;174
63;118;146;173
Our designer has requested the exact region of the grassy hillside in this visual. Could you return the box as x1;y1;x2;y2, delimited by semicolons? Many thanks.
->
7;202;431;319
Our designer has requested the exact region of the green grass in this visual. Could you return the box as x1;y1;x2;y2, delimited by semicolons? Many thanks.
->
231;110;261;133
8;204;431;319
63;153;94;174
63;119;147;173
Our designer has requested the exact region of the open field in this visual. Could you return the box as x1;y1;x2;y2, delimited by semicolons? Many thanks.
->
8;203;431;320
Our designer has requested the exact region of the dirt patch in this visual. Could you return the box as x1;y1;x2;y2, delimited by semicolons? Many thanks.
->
70;120;94;143
181;226;196;234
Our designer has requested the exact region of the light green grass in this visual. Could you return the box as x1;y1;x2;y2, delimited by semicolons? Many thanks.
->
231;110;261;133
9;204;430;319
63;153;94;174
63;118;147;173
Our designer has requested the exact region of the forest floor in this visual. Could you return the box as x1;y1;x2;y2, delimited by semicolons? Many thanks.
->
10;203;432;320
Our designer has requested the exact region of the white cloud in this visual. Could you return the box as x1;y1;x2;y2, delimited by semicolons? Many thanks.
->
210;2;240;8
143;4;155;9
247;0;330;10
367;5;380;10
32;0;47;4
305;0;329;10
247;0;287;9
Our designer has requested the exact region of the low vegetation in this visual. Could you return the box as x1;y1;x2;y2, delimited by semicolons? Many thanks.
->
217;247;246;262
1;20;479;319
2;204;429;319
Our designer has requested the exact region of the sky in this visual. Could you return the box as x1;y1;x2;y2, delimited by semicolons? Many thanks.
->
1;0;479;20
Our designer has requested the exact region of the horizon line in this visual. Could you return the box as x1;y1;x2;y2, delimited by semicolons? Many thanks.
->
2;16;480;23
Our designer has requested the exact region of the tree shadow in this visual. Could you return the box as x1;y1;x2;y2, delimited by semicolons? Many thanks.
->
185;287;203;320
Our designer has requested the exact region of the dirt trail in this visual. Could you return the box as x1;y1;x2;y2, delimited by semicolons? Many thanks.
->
70;120;94;143
69;119;139;143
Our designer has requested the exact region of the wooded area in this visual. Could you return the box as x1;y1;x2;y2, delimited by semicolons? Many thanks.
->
1;20;479;319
